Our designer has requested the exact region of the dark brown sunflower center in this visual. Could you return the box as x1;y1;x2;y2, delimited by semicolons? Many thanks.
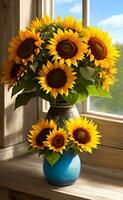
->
36;128;52;146
56;39;78;59
88;37;107;60
47;68;67;88
17;38;36;59
52;135;65;148
73;128;91;144
10;63;22;79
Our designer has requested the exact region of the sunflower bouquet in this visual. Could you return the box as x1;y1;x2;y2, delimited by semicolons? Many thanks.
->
28;117;101;165
1;15;119;108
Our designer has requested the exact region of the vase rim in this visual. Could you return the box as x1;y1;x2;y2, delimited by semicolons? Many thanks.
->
50;102;75;108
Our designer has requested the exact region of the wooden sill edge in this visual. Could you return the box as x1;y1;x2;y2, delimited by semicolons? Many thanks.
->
0;142;28;161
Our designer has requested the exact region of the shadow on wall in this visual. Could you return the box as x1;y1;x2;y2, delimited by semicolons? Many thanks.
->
0;0;39;150
0;97;38;148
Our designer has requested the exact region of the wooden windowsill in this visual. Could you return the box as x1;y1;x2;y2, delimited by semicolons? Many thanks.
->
0;153;123;200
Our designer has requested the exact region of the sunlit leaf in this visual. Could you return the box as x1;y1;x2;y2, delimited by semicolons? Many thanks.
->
44;151;61;166
87;85;112;98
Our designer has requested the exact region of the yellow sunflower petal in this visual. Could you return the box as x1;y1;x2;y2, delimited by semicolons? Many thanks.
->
66;117;101;153
37;61;76;99
30;15;54;31
1;59;26;89
28;119;57;149
47;29;88;67
58;16;83;33
7;29;43;65
83;27;120;68
44;128;68;154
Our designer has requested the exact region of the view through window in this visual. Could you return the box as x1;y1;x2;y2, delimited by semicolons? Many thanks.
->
88;0;123;116
54;0;123;116
54;0;82;19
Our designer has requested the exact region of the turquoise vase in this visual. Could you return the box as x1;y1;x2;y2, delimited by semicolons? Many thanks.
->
43;150;81;186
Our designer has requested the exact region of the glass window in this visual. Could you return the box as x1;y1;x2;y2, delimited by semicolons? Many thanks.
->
54;0;82;19
88;0;123;116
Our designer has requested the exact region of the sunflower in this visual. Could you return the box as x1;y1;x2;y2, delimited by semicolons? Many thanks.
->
100;66;117;91
8;29;43;65
83;27;119;68
30;16;54;31
55;16;83;33
66;117;101;153
28;119;57;149
47;29;88;66
38;60;76;98
30;17;43;31
44;128;68;154
102;76;114;91
1;59;26;89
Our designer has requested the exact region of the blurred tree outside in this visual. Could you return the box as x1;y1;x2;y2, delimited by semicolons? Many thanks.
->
90;44;123;115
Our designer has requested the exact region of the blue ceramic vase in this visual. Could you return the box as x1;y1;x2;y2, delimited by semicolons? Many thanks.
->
43;150;81;186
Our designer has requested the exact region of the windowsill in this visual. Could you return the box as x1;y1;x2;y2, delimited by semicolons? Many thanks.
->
0;143;28;161
83;113;123;123
0;153;123;200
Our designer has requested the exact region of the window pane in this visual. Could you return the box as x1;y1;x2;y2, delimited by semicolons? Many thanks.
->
54;0;82;19
89;0;123;115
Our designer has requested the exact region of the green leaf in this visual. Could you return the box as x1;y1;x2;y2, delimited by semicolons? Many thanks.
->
23;78;35;92
87;85;112;98
80;67;95;80
63;91;78;104
12;74;35;97
15;91;37;109
37;89;53;102
12;84;24;97
74;82;88;103
77;92;88;103
73;146;80;154
44;151;61;166
35;82;55;102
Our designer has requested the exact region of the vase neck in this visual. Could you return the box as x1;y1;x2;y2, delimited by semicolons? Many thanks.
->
50;103;74;108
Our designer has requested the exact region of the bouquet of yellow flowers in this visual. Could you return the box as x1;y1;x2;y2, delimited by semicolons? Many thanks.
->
1;16;119;108
28;117;101;165
1;16;119;167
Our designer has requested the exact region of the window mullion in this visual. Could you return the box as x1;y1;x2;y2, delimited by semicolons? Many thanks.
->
37;0;54;119
38;0;54;18
82;0;90;26
82;0;90;114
